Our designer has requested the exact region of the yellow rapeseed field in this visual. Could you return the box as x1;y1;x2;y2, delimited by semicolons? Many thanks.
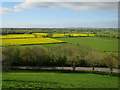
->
32;33;95;38
1;33;95;46
0;34;35;39
1;38;64;46
52;34;65;37
31;33;95;38
88;34;95;36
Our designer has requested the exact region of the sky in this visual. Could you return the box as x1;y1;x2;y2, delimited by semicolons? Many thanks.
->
0;1;118;28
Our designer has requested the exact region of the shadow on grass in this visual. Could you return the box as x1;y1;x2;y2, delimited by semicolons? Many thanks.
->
3;68;120;77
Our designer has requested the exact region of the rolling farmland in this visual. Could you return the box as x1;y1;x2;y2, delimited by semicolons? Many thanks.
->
1;33;118;54
2;29;119;89
1;1;119;89
1;33;95;47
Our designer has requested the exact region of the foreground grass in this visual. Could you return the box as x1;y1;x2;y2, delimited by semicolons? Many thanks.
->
2;71;118;88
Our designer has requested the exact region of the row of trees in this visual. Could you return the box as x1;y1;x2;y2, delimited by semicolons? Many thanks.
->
2;45;119;74
95;35;120;39
2;28;118;35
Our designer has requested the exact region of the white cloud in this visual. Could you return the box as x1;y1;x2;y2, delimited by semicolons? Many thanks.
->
14;2;63;12
59;2;118;12
0;7;12;14
14;1;118;12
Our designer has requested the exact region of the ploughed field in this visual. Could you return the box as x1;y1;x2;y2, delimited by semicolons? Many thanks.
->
2;71;118;88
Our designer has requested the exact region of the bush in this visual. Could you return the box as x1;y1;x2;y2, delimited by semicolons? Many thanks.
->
2;45;118;73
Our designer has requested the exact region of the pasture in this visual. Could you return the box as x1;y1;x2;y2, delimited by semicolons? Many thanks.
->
2;71;118;88
56;37;118;53
31;37;118;54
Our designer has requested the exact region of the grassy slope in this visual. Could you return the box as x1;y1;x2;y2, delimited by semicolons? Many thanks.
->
2;71;118;88
56;37;118;52
2;37;118;54
29;37;118;53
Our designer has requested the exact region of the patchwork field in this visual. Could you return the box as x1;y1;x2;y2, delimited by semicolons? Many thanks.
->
2;71;118;88
1;33;118;54
32;33;95;38
1;31;119;89
1;33;95;47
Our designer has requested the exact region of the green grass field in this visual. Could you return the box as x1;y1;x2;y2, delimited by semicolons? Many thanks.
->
2;71;118;89
27;37;118;53
56;37;118;52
